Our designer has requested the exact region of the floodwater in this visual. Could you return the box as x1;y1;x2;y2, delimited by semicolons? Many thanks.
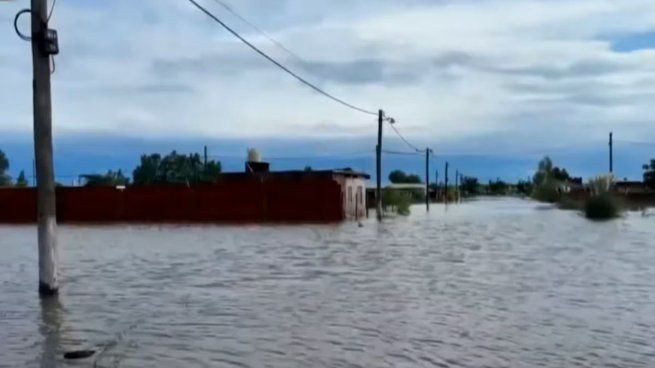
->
1;197;654;367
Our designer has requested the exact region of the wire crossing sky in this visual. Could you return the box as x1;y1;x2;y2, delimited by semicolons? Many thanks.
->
186;0;378;116
1;0;654;155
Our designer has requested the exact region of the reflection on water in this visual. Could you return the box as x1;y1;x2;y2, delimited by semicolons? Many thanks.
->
39;297;62;368
1;198;655;367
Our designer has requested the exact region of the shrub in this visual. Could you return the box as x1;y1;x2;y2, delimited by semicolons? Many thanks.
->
532;181;560;203
382;188;411;216
584;193;621;220
558;195;582;210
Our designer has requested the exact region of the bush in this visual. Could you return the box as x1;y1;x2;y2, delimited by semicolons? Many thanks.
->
584;193;621;220
381;188;411;216
557;195;582;210
532;181;560;203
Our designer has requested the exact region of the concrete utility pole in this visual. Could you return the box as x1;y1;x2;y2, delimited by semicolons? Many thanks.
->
609;132;613;174
444;162;449;204
31;0;59;296
376;109;383;221
425;148;430;212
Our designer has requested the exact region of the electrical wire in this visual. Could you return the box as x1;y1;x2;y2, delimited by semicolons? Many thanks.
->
381;149;422;156
387;120;422;152
14;9;32;41
209;0;307;65
47;0;57;22
185;0;377;116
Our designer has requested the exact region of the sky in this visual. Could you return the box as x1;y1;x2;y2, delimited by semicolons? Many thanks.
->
1;0;655;183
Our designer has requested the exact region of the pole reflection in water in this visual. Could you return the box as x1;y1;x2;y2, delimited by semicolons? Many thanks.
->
39;296;62;368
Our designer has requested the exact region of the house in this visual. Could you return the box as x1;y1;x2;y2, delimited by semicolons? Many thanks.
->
0;161;370;223
614;181;649;194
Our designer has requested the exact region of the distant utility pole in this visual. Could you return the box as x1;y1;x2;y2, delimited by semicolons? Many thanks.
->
435;169;439;202
455;170;459;203
425;148;431;212
376;109;383;221
203;145;208;169
30;0;60;296
609;132;613;174
444;162;449;204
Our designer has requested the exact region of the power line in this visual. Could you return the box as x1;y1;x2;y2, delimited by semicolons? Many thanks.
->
387;120;422;152
209;0;307;65
382;149;422;156
47;0;57;21
185;0;377;116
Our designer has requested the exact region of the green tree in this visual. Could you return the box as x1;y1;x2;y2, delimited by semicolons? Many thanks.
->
389;170;421;184
81;170;129;187
460;176;479;195
552;167;571;182
132;151;222;185
488;178;508;195
15;170;28;187
533;156;553;186
643;159;655;189
516;179;532;195
0;149;11;186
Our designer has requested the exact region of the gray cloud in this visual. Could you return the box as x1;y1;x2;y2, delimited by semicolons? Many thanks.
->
301;59;427;85
77;82;196;97
486;59;624;80
151;53;268;78
133;83;196;95
153;54;426;86
432;51;476;67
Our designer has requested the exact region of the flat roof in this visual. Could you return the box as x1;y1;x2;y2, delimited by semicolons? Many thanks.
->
219;169;370;180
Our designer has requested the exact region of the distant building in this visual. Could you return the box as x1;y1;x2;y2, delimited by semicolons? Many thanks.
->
614;181;648;194
386;183;426;194
0;156;369;223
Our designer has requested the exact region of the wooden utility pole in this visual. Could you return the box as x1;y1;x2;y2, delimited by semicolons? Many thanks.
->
444;162;449;204
203;145;208;168
455;170;459;203
609;132;613;174
425;148;430;211
31;0;59;296
376;109;383;221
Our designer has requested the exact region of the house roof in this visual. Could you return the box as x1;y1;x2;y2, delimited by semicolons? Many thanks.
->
386;183;426;190
217;169;370;181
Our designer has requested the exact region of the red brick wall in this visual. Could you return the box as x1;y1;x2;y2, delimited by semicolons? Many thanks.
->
0;178;345;223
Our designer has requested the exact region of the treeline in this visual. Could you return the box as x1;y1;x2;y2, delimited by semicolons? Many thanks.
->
0;149;222;188
85;151;222;186
0;150;29;187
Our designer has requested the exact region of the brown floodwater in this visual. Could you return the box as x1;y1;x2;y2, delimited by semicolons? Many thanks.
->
1;197;654;367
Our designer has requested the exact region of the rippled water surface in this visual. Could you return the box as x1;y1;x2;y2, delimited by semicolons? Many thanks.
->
2;198;655;367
